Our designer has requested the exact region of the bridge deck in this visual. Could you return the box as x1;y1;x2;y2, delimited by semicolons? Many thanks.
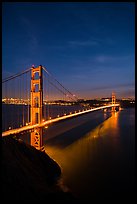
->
2;104;119;137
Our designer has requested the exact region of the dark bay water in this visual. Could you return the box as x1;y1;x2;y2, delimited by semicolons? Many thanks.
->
44;108;135;202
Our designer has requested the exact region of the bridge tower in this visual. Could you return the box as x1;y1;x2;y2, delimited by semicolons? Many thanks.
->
30;65;44;151
112;92;116;111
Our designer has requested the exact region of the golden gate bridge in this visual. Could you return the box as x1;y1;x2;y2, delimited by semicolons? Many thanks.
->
2;65;120;151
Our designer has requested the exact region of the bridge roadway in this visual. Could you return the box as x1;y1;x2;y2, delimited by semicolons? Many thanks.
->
2;104;119;137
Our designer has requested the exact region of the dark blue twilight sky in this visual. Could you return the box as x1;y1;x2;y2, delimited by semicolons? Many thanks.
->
2;2;135;99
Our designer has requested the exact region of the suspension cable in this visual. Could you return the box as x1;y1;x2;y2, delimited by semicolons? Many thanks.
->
48;79;75;101
2;68;31;83
43;69;75;102
42;66;79;101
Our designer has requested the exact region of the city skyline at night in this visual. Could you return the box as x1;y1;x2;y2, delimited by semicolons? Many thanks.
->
2;2;135;99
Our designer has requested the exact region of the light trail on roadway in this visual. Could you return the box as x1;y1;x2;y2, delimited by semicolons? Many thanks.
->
2;104;120;137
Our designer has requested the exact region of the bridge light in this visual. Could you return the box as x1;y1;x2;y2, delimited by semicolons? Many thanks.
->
42;119;45;122
93;135;97;138
57;115;60;117
70;112;72;114
9;126;11;130
45;126;48;129
64;113;66;116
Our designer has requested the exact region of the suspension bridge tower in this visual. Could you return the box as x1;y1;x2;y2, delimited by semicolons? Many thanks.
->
30;65;44;151
112;92;116;112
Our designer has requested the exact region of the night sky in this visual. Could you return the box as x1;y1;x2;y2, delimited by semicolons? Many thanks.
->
2;2;135;99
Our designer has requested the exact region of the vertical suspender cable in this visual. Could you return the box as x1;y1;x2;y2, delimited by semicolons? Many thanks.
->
19;75;21;127
4;82;7;130
47;73;49;120
22;74;24;126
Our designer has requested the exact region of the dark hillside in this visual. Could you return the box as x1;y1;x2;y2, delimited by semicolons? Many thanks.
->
1;136;76;203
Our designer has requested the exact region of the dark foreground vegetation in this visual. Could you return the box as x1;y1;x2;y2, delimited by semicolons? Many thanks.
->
1;136;77;203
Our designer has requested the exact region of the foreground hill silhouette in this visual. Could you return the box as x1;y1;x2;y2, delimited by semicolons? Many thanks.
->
1;136;77;202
